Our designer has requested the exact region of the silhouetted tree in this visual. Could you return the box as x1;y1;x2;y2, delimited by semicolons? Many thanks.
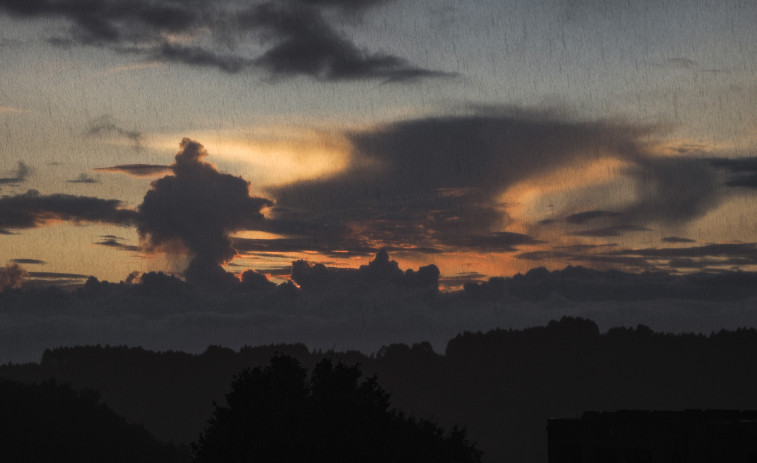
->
192;355;482;463
0;378;187;463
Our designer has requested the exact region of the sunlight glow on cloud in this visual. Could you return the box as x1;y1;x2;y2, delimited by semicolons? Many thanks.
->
501;157;634;232
147;128;352;188
0;106;30;114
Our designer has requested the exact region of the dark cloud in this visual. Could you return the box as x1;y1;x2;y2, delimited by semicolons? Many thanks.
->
269;110;662;252
240;269;277;291
243;2;449;82
293;0;392;13
28;271;90;280
67;173;98;184
439;271;488;289
0;0;197;43
10;258;45;265
6;252;757;364
0;0;444;82
441;232;542;252
86;115;142;147
290;249;439;293
0;189;138;230
0;263;25;291
0;162;29;186
95;237;140;252
709;157;757;189
565;210;619;224
620;156;724;224
152;42;252;74
662;236;696;243
233;236;375;258
93;164;173;177
569;225;650;237
137;138;272;287
519;242;757;273
612;242;757;261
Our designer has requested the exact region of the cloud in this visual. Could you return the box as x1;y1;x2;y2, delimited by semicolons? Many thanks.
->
0;162;29;186
268;109;670;253
290;248;440;293
565;210;620;224
0;105;29;113
662;236;696;244
137;138;272;287
28;271;90;280
151;43;252;74
95;237;140;252
0;190;138;230
5;252;757;364
243;2;449;82
67;173;98;184
440;232;542;252
9;258;45;265
0;0;445;82
569;225;650;238
0;263;25;291
86;115;142;148
709;157;757;189
519;241;757;273
619;156;724;224
93;164;173;177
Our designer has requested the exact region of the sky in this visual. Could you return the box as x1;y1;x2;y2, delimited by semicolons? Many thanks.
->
1;0;757;290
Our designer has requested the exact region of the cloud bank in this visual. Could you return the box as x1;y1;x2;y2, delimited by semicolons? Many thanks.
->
3;251;757;363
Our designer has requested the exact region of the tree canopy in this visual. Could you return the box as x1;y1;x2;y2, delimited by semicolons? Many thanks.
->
192;355;482;463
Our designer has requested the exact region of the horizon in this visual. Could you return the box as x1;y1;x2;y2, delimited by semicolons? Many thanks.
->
1;0;757;364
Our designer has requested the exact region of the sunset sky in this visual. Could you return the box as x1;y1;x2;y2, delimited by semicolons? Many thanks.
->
1;0;757;289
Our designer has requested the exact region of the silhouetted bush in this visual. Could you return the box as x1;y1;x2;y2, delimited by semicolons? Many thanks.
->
0;378;187;463
192;355;481;463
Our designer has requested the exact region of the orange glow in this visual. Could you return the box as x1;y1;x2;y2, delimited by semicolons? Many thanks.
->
500;156;633;232
147;127;352;188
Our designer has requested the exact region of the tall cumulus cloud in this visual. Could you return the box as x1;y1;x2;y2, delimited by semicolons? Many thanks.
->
138;138;272;286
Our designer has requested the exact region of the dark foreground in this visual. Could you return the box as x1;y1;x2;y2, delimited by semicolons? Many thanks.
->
3;317;757;462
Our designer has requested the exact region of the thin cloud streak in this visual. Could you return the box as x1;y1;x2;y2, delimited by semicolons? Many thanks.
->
93;164;173;177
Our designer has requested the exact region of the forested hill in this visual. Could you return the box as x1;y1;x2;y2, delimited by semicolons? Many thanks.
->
4;318;757;463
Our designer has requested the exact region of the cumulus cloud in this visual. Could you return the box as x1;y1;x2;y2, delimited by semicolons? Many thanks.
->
290;248;440;293
93;164;172;177
137;138;272;286
0;0;445;82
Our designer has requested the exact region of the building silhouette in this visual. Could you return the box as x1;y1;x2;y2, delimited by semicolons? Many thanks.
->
548;410;757;463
